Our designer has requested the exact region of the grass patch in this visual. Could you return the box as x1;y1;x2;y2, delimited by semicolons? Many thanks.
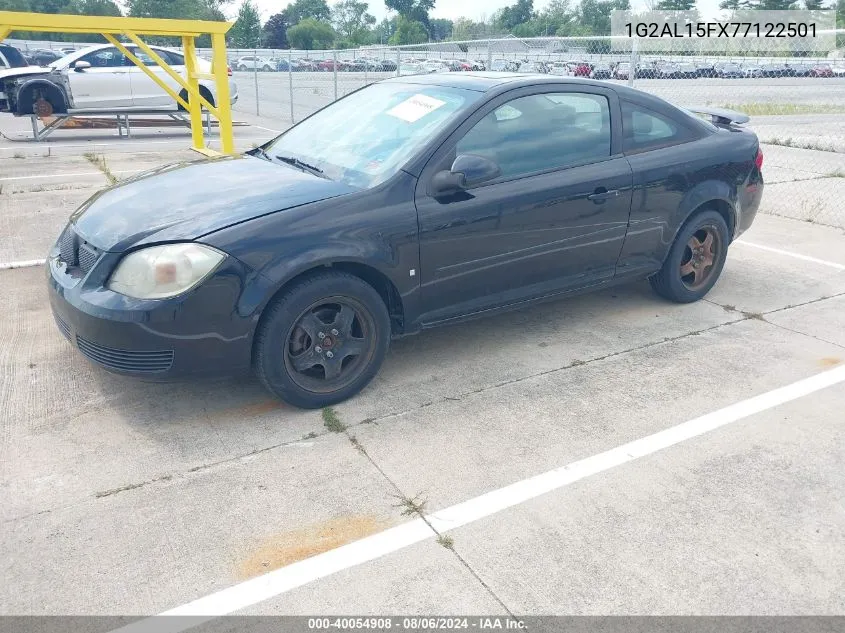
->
301;431;318;440
393;492;427;517
742;311;766;321
764;137;839;152
717;102;845;116
321;407;345;433
83;152;118;185
436;534;454;549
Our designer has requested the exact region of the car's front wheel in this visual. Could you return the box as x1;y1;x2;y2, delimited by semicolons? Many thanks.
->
254;272;391;409
650;210;730;303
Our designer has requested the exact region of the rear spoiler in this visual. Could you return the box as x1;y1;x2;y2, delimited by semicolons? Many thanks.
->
686;107;750;126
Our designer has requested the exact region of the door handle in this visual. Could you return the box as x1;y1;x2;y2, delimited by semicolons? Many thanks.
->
587;188;620;202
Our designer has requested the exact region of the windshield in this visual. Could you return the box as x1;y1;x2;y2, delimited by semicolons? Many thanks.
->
263;82;481;189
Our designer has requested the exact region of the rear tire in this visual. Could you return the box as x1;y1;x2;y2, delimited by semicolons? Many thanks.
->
650;210;730;303
254;272;391;409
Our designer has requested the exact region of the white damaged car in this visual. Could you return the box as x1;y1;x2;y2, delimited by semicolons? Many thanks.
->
0;43;238;116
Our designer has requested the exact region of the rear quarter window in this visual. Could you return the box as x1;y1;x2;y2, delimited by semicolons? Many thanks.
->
621;99;701;154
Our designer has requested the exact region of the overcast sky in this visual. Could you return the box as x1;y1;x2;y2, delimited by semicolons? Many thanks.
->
246;0;725;24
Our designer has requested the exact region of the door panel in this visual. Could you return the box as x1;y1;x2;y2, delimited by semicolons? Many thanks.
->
414;86;632;324
128;48;184;108
67;47;132;109
415;159;633;323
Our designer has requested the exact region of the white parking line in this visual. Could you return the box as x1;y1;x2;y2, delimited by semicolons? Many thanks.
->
0;259;45;270
112;363;845;633
734;240;845;271
0;170;137;182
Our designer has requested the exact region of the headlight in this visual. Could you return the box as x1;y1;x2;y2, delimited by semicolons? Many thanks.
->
108;243;225;299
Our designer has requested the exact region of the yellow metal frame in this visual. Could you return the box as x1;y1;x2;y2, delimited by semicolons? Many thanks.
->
0;11;235;155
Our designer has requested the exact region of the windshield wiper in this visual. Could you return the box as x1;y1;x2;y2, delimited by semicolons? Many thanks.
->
250;146;272;161
275;154;327;178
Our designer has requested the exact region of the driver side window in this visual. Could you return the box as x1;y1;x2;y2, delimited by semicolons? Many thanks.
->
78;47;126;68
455;92;612;181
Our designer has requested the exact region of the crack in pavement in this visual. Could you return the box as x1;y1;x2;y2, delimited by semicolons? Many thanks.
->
341;427;521;620
705;289;845;351
7;290;845;522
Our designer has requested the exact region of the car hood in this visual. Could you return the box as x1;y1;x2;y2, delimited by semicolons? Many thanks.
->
70;155;357;253
0;66;51;80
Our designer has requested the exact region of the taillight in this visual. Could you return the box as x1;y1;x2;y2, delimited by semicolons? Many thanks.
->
227;65;232;76
755;148;764;170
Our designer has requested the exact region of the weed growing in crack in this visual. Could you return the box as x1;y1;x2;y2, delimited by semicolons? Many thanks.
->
393;492;428;517
322;407;345;433
436;534;454;549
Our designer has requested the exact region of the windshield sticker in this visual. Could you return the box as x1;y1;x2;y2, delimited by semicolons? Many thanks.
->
386;94;447;123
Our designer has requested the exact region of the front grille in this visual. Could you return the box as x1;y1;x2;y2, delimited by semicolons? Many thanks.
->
76;336;174;373
54;314;71;341
77;243;99;273
59;229;76;267
57;227;101;274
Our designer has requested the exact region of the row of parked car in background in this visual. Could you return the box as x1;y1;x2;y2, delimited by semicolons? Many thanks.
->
4;43;843;81
228;53;845;80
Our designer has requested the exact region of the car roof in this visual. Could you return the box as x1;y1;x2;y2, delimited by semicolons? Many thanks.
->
382;72;652;99
380;72;705;129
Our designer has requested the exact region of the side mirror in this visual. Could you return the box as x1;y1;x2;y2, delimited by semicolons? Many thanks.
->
431;154;501;197
72;60;91;71
451;154;501;188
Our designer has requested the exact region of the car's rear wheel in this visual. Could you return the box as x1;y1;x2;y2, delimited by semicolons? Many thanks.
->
650;210;730;303
237;64;247;71
254;272;390;409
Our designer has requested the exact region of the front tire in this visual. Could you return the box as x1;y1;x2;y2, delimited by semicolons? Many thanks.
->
254;272;391;409
650;210;730;303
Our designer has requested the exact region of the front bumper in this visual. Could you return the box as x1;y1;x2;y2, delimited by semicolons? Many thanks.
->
47;233;256;380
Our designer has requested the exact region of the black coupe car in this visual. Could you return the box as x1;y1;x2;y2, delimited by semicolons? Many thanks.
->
48;74;764;408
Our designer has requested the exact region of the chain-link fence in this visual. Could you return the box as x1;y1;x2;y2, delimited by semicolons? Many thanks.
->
5;34;845;227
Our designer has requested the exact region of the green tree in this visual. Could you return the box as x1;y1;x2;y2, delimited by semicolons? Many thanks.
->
429;17;453;40
286;0;332;24
372;16;397;43
494;0;534;31
0;0;35;10
451;16;499;39
331;0;376;42
384;0;435;31
126;0;229;45
229;0;261;47
574;0;630;34
261;12;290;48
65;0;122;14
655;0;696;8
389;15;428;43
287;17;336;48
533;0;575;36
744;0;796;8
802;0;824;8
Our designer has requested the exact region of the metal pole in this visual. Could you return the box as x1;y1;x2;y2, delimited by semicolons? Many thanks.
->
487;40;492;72
628;37;638;88
332;50;338;102
253;47;260;116
288;49;294;124
396;47;400;76
364;53;368;86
